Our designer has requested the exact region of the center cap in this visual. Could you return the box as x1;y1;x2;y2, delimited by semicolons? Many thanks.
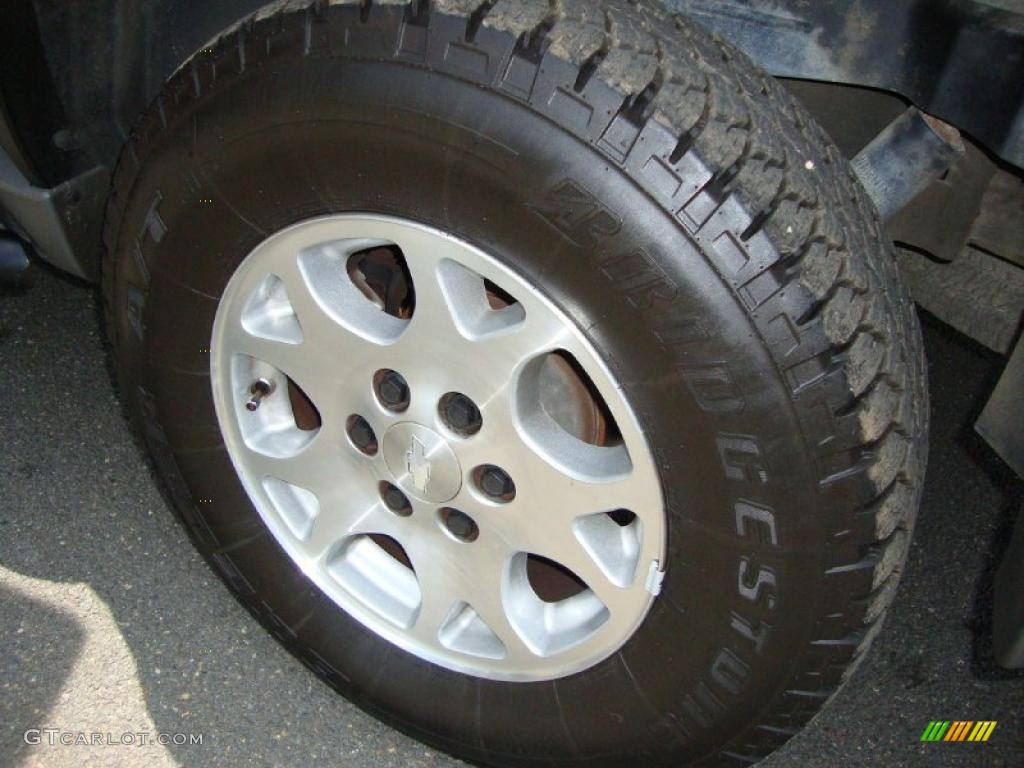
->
382;422;462;503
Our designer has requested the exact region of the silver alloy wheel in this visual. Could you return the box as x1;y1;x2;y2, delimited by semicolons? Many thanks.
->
210;214;666;681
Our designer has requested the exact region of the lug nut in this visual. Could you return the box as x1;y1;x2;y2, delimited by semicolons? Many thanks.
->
245;378;275;411
346;414;377;455
478;465;515;502
375;369;410;411
381;482;412;516
440;392;482;436
441;508;478;542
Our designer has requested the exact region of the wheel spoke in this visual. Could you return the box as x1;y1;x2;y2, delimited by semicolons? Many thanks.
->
451;410;649;611
528;528;634;614
466;578;536;665
225;333;333;407
240;434;403;556
305;501;405;562
221;251;396;402
406;561;461;647
239;431;339;489
405;534;534;664
521;458;642;523
458;416;641;522
249;250;375;352
389;232;567;405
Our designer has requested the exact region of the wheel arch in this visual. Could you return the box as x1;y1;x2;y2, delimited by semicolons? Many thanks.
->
5;0;1024;190
3;0;1023;282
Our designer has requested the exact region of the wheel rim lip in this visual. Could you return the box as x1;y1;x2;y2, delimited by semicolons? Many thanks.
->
209;213;667;682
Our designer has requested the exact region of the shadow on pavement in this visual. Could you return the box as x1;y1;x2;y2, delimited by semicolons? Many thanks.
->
0;583;84;764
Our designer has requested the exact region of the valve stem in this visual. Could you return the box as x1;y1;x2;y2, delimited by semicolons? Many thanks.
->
246;378;275;411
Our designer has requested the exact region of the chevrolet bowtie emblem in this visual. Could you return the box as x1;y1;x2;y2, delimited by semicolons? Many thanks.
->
405;435;431;492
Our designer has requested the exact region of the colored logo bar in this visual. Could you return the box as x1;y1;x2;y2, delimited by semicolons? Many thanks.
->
920;721;997;742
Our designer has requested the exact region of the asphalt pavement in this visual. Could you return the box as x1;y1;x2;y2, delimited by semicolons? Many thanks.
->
1;264;1022;767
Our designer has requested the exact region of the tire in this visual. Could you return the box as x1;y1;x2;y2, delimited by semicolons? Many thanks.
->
102;1;928;765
